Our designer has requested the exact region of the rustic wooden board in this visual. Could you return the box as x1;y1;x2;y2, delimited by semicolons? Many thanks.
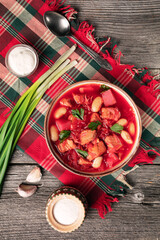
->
0;153;160;240
69;0;160;68
0;0;160;239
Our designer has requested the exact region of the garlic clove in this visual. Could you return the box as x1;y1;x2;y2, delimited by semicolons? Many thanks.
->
26;166;42;183
17;183;37;198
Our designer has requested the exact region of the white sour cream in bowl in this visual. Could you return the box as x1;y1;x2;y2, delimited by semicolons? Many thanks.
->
5;44;39;77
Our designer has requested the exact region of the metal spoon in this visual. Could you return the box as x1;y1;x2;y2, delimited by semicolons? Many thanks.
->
43;11;112;71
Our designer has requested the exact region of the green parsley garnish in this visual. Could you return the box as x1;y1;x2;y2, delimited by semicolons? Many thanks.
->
88;121;101;130
110;123;123;134
59;130;71;143
71;108;84;120
76;149;88;158
100;84;110;91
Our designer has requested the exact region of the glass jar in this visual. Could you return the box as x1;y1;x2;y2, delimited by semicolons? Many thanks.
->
5;44;39;77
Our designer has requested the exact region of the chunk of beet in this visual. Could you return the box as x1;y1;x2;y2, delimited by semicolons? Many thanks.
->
103;152;119;169
102;89;116;107
56;119;71;131
70;117;86;131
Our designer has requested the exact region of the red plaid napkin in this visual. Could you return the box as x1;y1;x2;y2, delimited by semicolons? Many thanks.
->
0;0;160;218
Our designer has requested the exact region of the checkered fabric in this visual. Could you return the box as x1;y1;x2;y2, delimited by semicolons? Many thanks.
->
0;0;160;218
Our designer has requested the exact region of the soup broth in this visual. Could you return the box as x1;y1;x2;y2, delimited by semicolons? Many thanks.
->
49;83;137;173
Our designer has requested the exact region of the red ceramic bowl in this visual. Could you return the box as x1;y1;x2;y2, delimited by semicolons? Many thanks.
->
44;80;142;177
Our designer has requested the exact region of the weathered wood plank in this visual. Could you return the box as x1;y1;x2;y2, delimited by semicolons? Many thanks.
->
68;0;160;68
0;184;160;240
1;160;160;198
0;158;160;240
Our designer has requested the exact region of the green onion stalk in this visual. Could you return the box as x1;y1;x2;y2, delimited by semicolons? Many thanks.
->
0;44;77;195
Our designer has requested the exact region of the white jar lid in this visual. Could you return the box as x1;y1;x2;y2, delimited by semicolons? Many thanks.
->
46;187;87;233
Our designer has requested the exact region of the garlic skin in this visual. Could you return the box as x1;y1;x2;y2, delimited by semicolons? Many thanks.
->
17;183;37;198
26;166;42;183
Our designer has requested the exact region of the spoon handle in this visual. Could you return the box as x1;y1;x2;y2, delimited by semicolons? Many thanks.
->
71;35;112;71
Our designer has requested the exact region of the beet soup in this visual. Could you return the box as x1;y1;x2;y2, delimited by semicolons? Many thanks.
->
48;83;138;173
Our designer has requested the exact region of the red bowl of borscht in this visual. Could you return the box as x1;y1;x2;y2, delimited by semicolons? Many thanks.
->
44;80;142;177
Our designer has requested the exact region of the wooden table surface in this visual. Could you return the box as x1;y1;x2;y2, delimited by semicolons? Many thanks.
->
0;1;160;239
